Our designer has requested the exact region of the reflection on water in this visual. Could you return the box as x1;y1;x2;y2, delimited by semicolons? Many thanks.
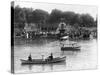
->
21;62;66;72
14;38;97;73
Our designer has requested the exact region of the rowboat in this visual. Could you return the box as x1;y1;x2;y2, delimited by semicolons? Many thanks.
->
61;46;80;51
20;56;66;64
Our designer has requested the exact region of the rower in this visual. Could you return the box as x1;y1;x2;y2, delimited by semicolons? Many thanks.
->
28;54;32;61
49;53;53;60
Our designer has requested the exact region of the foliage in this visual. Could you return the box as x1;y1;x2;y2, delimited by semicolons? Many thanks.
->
13;6;96;29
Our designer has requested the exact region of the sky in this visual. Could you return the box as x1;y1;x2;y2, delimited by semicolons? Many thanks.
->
14;1;98;20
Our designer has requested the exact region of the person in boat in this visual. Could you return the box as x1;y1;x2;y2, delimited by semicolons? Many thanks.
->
48;53;53;60
28;54;32;61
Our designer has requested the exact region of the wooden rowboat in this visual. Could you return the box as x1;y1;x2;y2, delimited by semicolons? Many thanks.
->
20;56;66;64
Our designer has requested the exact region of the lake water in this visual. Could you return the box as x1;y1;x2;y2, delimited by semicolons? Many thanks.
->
14;38;97;73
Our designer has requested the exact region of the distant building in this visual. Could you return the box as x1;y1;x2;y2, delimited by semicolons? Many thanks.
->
24;23;38;32
41;23;59;32
24;23;39;38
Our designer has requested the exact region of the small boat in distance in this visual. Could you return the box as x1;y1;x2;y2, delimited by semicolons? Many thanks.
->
61;46;80;51
20;53;66;64
60;36;69;41
60;42;80;51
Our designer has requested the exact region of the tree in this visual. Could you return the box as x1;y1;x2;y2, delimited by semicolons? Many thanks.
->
22;7;34;23
14;6;25;29
62;11;75;24
70;14;82;26
47;9;62;23
80;14;95;27
31;9;49;23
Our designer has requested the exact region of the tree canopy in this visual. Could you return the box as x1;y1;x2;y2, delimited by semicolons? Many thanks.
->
13;5;96;29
